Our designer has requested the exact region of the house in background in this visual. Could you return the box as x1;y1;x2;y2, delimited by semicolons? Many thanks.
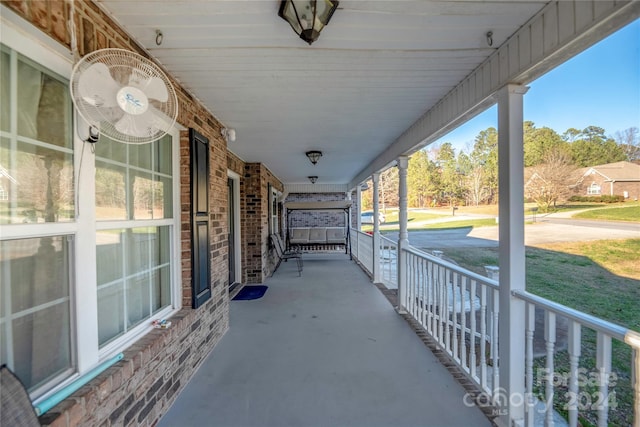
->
574;161;640;200
0;164;17;203
1;1;639;427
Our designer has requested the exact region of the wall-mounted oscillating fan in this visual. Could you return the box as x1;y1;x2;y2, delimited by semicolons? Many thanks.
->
70;48;178;144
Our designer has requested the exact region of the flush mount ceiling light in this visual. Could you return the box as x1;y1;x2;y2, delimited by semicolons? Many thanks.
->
305;150;323;165
278;0;339;45
308;176;318;184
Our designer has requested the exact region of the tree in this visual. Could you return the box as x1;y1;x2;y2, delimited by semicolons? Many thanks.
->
523;121;567;166
378;167;398;211
435;143;465;212
614;127;640;161
525;148;576;211
459;151;489;206
568;126;626;166
562;128;581;143
408;149;439;207
470;127;498;204
360;182;372;211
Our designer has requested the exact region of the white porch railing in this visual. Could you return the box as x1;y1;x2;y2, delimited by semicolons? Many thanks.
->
352;230;640;425
379;235;397;289
401;246;500;396
512;289;640;427
399;245;640;426
351;229;373;275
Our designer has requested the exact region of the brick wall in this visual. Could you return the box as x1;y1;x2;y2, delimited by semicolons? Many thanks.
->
575;175;640;200
615;181;640;200
2;1;232;426
242;163;283;283
285;192;350;228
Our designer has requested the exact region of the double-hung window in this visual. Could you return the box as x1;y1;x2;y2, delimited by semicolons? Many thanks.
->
0;41;75;396
0;19;181;402
587;182;601;195
95;135;175;349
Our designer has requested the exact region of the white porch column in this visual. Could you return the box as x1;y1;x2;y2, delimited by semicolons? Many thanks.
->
372;173;381;283
346;190;352;229
356;185;362;230
497;84;528;427
396;156;409;313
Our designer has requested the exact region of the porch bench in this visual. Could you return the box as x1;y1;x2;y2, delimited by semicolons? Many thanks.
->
288;227;347;250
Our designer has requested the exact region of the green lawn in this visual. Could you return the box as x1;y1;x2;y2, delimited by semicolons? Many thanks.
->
408;218;498;230
362;217;497;232
574;205;640;222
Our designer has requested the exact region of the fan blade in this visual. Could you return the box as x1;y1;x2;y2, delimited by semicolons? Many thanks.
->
114;107;163;139
78;63;120;108
129;75;168;103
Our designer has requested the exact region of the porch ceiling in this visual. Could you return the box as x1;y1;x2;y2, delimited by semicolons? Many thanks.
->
96;0;547;185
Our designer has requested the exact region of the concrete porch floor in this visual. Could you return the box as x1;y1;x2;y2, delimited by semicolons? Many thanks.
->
158;253;493;427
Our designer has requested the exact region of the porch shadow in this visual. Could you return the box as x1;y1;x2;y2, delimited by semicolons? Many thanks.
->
158;253;494;427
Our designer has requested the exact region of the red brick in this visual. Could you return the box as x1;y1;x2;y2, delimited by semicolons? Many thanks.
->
50;0;67;44
29;0;48;30
4;1;28;16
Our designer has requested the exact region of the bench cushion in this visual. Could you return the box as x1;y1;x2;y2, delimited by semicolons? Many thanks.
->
308;228;327;243
326;227;345;244
289;228;310;244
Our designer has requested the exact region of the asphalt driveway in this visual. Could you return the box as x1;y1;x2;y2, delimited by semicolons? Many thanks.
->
381;216;640;249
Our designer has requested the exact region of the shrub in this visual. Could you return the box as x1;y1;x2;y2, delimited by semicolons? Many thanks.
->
568;195;625;203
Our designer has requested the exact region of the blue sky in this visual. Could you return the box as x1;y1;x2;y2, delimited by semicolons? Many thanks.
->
437;18;639;153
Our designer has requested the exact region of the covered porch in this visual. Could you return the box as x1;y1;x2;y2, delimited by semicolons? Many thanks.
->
1;1;638;427
159;253;493;427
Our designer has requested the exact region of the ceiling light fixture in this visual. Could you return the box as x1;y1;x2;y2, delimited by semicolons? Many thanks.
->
308;176;318;184
278;0;339;45
305;150;323;165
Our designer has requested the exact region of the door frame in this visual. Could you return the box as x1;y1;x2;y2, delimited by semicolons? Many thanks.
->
227;170;242;286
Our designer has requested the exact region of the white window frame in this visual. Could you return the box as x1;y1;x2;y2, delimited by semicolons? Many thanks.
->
227;170;242;285
587;182;601;195
270;187;280;235
0;9;182;403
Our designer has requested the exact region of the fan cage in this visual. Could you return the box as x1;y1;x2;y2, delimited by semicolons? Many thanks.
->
70;48;178;145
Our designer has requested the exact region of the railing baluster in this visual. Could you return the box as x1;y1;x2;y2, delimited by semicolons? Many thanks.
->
545;311;556;427
421;258;427;329
525;303;535;427
438;264;445;346
452;271;459;362
460;275;467;372
445;267;451;355
413;254;418;318
416;256;422;320
470;279;477;381
480;285;488;391
567;320;581;427
596;332;612;427
412;254;418;319
492;287;500;396
633;348;640;427
427;261;436;336
407;253;413;316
